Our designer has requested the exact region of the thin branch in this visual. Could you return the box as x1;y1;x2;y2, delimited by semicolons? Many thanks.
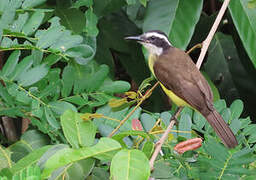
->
196;0;230;69
149;107;183;170
108;81;160;137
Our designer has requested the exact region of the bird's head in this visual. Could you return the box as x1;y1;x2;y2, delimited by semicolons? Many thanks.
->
125;30;172;56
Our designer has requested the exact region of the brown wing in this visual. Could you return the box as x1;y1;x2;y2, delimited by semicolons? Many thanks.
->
153;47;213;115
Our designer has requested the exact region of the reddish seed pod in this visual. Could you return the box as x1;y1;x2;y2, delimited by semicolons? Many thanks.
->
132;119;143;131
174;138;203;154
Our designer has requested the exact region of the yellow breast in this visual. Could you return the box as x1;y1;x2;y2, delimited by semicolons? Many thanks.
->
148;54;191;108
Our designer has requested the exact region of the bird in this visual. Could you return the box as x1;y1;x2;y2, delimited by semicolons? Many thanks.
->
125;30;238;148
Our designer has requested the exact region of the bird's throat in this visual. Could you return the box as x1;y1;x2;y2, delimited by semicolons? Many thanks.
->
148;53;157;77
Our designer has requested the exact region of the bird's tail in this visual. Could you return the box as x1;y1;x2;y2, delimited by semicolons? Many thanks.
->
205;110;238;148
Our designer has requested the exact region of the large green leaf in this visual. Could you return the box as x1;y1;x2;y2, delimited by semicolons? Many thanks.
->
110;149;150;180
55;8;85;34
143;0;203;49
203;33;239;104
17;64;49;87
9;146;51;175
48;158;95;180
8;130;50;162
48;101;77;116
229;0;256;67
42;138;121;178
61;110;96;148
96;12;150;82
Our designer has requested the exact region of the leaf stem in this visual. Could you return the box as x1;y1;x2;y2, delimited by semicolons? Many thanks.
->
218;153;232;180
149;107;183;170
196;0;231;68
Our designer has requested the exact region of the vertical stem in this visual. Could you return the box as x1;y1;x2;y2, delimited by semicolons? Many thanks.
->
196;0;231;69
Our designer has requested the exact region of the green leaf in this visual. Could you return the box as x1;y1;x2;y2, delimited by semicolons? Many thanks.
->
37;144;69;169
22;11;45;35
204;137;229;163
66;45;95;65
229;118;241;135
62;95;88;106
213;99;226;112
0;145;12;170
93;0;126;17
94;105;127;131
248;0;256;8
84;8;99;36
55;8;85;34
229;0;256;67
42;138;121;178
139;0;147;7
49;101;77;116
178;113;192;139
110;149;150;180
61;65;75;97
22;0;47;8
8;130;50;162
50;32;83;52
230;99;244;119
10;13;29;32
12;165;41;180
10;146;51;174
1;50;20;77
127;0;136;5
36;24;65;49
44;107;60;129
9;55;32;81
151;161;174;179
72;0;93;8
0;5;16;29
204;33;238;102
0;83;14;106
49;158;95;180
113;131;153;147
201;71;220;102
98;79;130;94
61;110;96;148
169;0;203;50
43;54;61;66
193;111;206;131
91;167;109;180
142;141;154;159
18;64;49;87
73;64;109;93
140;113;156;132
143;0;203;49
21;130;50;150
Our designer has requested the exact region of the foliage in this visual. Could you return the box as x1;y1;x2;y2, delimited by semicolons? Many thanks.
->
0;0;255;179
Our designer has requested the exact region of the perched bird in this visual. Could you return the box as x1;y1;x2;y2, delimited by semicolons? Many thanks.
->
125;30;238;148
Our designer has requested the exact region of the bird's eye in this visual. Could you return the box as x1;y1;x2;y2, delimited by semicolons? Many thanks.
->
150;36;156;41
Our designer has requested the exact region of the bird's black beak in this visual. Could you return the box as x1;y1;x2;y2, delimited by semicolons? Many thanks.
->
124;35;143;42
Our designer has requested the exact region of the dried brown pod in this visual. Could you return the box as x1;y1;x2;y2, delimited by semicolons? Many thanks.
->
174;138;203;154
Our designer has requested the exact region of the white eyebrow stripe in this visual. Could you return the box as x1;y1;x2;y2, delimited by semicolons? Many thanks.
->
145;32;171;45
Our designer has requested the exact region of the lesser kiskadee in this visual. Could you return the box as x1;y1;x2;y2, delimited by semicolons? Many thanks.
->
125;30;238;148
